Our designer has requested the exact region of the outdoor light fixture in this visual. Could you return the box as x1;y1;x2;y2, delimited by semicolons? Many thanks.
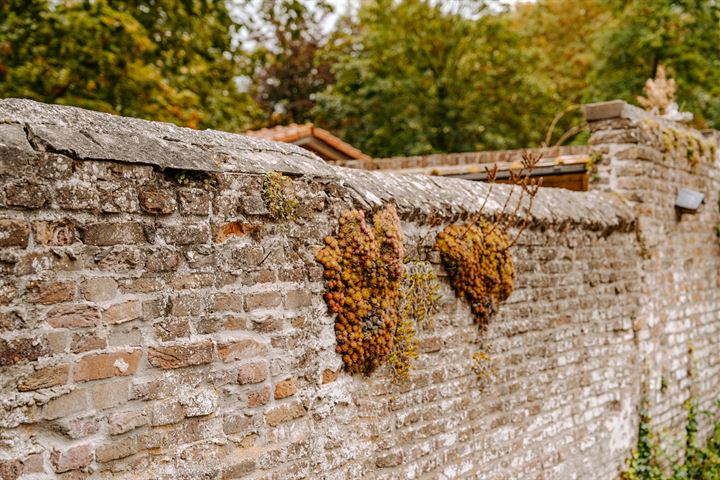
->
675;189;704;213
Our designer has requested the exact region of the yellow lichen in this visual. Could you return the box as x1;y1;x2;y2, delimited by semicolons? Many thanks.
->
472;349;496;385
642;118;716;168
388;261;441;383
262;171;298;220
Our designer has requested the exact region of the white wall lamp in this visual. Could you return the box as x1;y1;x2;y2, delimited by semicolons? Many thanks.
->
675;189;704;214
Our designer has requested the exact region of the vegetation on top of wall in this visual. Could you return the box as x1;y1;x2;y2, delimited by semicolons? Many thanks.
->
315;205;405;374
262;171;298;220
587;150;603;183
641;119;717;168
166;169;218;189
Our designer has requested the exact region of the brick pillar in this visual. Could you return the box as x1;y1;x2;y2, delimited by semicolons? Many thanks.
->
585;100;720;447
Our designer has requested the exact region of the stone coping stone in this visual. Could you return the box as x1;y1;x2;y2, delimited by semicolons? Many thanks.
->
1;98;635;231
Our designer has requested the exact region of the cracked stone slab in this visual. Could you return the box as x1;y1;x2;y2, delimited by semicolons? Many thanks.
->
0;98;335;175
0;124;33;152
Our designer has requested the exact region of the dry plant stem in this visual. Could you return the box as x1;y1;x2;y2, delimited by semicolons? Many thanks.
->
544;104;580;147
483;151;541;249
554;123;586;147
506;182;540;249
461;165;498;239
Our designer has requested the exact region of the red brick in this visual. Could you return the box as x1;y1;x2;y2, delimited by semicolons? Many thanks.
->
244;291;282;311
247;385;271;408
0;219;29;248
222;459;256;478
223;413;252;434
26;281;75;305
169;295;204;316
18;364;69;391
157;224;209;245
211;221;260;243
51;444;93;473
80;277;118;302
74;349;142;382
169;273;215;290
56;184;99;211
70;332;107;354
285;290;312;309
90;379;129;410
209;293;243;312
102;301;143;325
238;362;268;385
147;341;213;369
251;316;284;333
108;409;148;435
5;181;47;209
21;453;45;476
32;220;74;246
0;337;48;366
375;451;404;468
46;304;100;328
153;318;191;341
274;378;297;399
54;415;98;440
139;189;176;214
150;399;185;426
178;188;210;215
82;222;146;246
265;400;305;427
44;389;88;420
218;339;267;362
95;434;140;463
146;248;180;272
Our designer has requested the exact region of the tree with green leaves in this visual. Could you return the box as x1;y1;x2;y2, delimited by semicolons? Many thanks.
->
313;0;559;158
240;0;335;126
0;0;259;131
588;0;720;129
510;0;613;146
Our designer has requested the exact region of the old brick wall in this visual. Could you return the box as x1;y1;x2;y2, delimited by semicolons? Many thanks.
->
587;101;720;451
0;98;716;479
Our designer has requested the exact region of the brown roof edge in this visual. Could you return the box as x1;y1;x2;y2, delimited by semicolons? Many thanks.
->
310;126;371;161
243;123;370;162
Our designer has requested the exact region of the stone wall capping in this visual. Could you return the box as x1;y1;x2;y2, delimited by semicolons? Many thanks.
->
0;98;635;233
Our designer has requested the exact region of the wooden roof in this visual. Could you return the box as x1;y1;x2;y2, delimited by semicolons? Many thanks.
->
377;153;592;192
